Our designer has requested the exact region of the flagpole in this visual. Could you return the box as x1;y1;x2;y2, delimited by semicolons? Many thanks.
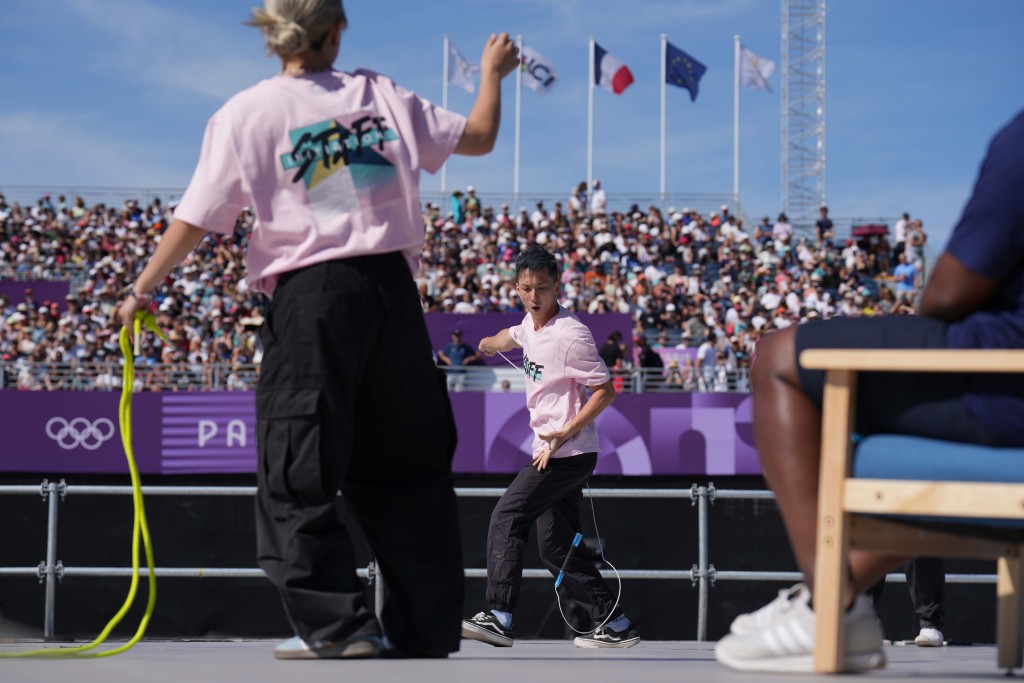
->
587;36;594;210
733;34;740;210
660;34;667;208
441;34;450;198
514;35;523;204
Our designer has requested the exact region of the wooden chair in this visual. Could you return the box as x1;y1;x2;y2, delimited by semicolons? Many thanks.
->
800;349;1024;674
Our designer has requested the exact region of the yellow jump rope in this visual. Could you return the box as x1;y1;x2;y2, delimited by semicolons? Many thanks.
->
0;311;166;658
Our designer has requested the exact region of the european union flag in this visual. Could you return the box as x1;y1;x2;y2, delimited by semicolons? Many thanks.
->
666;41;706;102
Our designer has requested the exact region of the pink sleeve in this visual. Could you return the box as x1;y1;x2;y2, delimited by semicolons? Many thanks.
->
507;323;525;347
392;81;466;174
173;113;248;235
564;334;611;386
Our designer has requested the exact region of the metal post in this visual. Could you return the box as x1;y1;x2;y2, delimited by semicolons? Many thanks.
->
695;485;709;641
42;479;61;639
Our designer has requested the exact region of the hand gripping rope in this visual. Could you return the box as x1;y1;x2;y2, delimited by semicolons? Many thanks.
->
493;350;623;635
0;311;165;658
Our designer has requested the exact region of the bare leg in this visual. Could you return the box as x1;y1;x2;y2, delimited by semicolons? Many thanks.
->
752;327;905;600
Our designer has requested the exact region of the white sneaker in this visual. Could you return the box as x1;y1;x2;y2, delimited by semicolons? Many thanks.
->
273;635;380;660
914;627;944;647
715;590;885;673
730;583;809;635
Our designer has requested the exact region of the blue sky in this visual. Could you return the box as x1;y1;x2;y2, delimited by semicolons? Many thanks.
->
2;0;1022;250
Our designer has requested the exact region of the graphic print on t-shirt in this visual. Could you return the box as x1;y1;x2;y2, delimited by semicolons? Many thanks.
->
523;353;544;381
279;115;402;217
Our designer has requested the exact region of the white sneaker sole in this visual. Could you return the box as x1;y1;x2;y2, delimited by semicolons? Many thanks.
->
274;638;380;660
573;636;640;649
715;642;886;673
461;621;513;647
914;636;944;647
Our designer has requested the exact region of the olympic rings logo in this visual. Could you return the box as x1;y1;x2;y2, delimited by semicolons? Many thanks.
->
45;417;116;451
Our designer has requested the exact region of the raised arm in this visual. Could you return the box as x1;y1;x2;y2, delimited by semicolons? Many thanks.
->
453;33;520;156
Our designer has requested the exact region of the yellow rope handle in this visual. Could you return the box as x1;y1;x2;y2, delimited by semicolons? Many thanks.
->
1;311;168;658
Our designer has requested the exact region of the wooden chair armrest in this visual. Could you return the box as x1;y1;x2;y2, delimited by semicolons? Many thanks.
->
800;349;1024;373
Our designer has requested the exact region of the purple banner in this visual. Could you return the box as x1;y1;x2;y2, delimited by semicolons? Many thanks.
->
0;390;759;477
425;313;633;366
0;280;71;311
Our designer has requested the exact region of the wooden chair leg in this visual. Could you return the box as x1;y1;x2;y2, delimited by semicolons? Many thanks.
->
813;369;856;673
813;510;849;673
997;550;1024;671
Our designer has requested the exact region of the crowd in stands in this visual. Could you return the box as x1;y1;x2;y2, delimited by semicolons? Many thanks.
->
0;184;927;391
0;191;265;390
418;182;928;387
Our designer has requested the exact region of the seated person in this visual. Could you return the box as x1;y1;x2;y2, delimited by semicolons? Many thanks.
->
716;109;1024;673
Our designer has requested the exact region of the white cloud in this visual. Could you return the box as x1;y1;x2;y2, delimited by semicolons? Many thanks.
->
0;111;192;188
57;0;271;101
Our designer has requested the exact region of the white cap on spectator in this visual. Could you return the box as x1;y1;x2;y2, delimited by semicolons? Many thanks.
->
666;303;676;312
638;224;649;233
721;204;729;211
467;185;475;192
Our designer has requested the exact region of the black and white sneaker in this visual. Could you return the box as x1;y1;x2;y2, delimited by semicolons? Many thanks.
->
573;624;641;649
461;611;514;647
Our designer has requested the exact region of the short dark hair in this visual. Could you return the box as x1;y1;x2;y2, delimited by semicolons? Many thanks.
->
515;245;558;281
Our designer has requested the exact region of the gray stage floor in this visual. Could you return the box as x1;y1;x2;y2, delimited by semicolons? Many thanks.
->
0;639;1016;682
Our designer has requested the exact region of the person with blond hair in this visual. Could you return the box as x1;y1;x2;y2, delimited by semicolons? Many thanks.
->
117;0;519;660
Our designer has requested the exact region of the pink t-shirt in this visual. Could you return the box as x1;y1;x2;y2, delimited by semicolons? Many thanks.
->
173;69;466;296
508;307;611;459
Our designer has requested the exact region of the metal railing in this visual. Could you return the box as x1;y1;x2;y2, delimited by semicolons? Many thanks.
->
0;481;998;641
0;362;260;392
0;363;749;394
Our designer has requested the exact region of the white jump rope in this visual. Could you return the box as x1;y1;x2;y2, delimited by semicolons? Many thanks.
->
495;350;623;635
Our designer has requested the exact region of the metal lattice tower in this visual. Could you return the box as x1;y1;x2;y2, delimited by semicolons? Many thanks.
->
781;0;826;233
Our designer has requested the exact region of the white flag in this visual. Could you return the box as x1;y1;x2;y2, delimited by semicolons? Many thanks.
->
740;46;776;92
448;41;479;94
520;45;557;95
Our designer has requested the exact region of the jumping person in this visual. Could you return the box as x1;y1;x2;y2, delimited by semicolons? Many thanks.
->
461;245;641;649
116;0;520;660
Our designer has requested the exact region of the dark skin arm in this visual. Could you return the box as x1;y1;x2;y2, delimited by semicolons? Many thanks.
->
918;251;1001;321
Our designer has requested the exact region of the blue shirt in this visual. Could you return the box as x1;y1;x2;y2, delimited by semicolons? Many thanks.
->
945;109;1024;442
893;262;918;292
441;341;474;366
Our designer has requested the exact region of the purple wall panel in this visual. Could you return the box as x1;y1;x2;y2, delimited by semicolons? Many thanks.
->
0;281;71;311
425;313;633;366
0;391;762;477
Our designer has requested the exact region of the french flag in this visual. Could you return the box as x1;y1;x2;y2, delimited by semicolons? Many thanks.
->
594;42;634;95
